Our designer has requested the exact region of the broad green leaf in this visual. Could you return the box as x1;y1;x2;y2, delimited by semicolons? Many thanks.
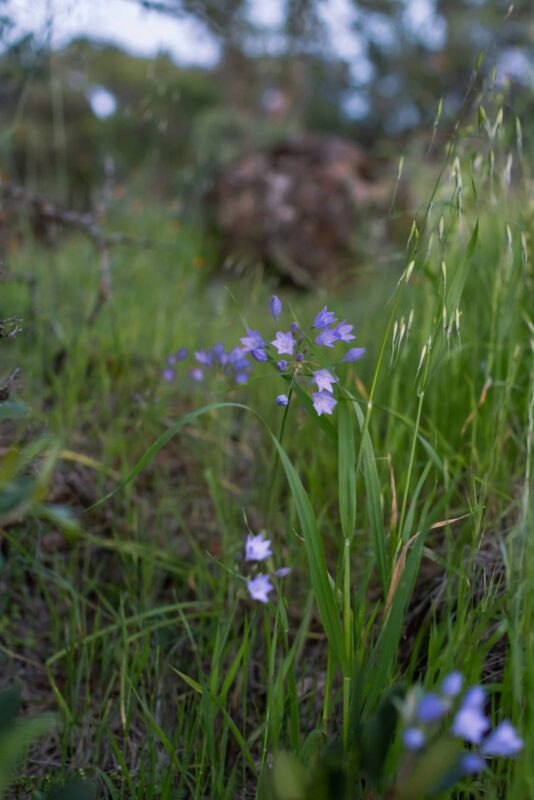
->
272;751;308;800
306;740;346;800
268;433;347;672
359;684;404;788
395;738;460;800
45;778;96;800
338;399;356;540
0;689;20;735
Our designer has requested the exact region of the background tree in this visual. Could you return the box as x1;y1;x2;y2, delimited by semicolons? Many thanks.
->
131;0;533;139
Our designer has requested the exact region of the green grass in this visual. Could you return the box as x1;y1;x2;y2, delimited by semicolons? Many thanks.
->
1;95;533;799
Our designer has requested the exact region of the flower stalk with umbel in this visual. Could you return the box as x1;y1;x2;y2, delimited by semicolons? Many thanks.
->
160;295;365;421
241;530;291;604
239;296;366;417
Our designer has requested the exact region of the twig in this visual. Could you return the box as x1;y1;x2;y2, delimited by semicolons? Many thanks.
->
1;179;172;324
0;179;166;251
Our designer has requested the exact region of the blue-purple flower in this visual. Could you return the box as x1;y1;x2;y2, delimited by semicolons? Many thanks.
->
172;343;253;386
227;347;251;372
315;329;338;348
212;342;225;361
189;296;368;417
342;347;366;362
224;347;251;380
241;329;266;352
481;722;523;757
195;349;213;366
333;320;355;342
242;529;290;603
313;306;337;329
271;331;296;355
452;704;490;744
251;348;269;362
247;574;273;603
270;295;282;320
403;727;425;751
162;367;175;382
313;369;337;393
176;347;189;360
460;753;486;774
245;533;273;562
312;391;337;416
400;671;523;791
169;347;188;364
417;693;447;723
441;672;463;697
273;567;292;577
462;686;486;709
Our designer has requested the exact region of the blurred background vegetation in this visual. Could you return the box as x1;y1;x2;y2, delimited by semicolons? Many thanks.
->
1;0;532;206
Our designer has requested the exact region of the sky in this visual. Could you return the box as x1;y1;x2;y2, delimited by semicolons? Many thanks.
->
6;0;222;65
6;0;454;72
6;0;382;66
6;0;531;84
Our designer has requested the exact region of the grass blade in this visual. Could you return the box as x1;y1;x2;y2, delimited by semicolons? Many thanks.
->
338;398;356;540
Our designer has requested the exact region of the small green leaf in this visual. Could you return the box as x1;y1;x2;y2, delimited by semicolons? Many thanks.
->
0;688;21;735
360;685;404;787
45;778;96;800
37;504;81;536
306;741;346;800
0;475;36;515
0;400;30;420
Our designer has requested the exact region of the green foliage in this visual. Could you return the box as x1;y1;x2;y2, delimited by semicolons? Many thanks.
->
0;50;532;800
0;687;56;799
256;685;448;800
0;435;80;534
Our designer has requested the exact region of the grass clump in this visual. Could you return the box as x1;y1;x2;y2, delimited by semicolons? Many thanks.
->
1;66;533;799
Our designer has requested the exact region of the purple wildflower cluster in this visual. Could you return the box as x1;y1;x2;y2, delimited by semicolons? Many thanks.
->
240;295;365;416
162;343;252;386
161;296;364;411
243;530;291;604
402;672;522;775
162;347;188;382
